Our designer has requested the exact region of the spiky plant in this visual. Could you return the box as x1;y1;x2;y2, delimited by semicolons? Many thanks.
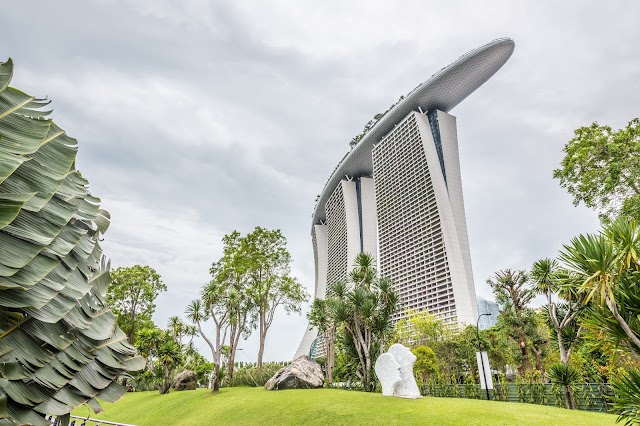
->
548;362;580;410
0;59;144;425
610;368;640;425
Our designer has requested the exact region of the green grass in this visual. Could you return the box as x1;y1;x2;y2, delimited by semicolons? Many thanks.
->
72;387;619;426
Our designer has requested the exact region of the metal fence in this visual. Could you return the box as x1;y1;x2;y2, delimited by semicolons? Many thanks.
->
424;383;614;412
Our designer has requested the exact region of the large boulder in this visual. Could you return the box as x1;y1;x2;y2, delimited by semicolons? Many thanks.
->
265;356;324;390
173;370;198;391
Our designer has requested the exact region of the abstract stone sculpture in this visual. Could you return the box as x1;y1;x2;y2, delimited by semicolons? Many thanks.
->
173;370;198;391
265;356;324;390
374;344;421;398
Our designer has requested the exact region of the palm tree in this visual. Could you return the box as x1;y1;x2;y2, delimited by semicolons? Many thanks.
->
559;218;640;354
530;259;586;363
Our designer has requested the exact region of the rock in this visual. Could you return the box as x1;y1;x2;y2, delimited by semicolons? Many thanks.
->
173;370;198;391
265;356;324;390
374;344;422;399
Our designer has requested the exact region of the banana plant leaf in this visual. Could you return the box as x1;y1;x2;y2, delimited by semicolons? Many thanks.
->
0;58;143;425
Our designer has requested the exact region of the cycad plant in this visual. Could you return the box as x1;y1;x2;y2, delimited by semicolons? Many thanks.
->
0;59;143;425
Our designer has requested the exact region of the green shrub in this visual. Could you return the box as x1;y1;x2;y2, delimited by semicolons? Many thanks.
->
225;363;284;387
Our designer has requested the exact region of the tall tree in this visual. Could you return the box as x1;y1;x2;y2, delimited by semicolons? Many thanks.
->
553;118;640;221
242;227;308;367
108;265;167;343
487;269;535;372
332;253;399;391
530;258;586;364
185;279;231;393
210;231;254;378
308;298;338;384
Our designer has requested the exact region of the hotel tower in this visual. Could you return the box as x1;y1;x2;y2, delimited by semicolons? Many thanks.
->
296;38;515;358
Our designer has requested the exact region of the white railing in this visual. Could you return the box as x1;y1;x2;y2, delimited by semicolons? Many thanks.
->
46;415;137;426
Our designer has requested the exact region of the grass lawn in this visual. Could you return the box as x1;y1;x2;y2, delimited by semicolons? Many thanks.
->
72;387;619;426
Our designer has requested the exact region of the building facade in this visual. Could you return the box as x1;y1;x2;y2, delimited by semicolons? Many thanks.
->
295;38;515;359
477;297;501;330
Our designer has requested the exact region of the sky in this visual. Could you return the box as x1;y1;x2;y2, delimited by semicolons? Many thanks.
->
2;0;639;362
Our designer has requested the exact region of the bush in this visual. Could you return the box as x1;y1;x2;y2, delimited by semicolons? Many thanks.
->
225;363;284;387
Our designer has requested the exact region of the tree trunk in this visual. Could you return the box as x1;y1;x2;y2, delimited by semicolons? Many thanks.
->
557;330;569;364
607;296;640;355
227;345;237;379
257;311;266;368
326;330;335;385
564;385;574;410
212;362;221;392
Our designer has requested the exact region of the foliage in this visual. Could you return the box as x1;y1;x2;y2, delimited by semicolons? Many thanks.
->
72;387;620;426
549;362;580;409
558;218;640;357
224;363;283;387
487;269;550;372
238;227;309;367
0;58;144;425
331;253;399;391
108;265;167;343
412;345;438;385
348;96;405;148
307;298;338;384
185;281;231;392
393;309;445;348
553;118;640;222
609;368;640;425
531;258;586;364
210;230;254;378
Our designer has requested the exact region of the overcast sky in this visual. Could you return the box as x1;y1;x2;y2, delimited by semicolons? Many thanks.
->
3;1;639;362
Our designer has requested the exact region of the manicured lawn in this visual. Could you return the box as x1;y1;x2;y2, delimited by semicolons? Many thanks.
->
72;387;619;426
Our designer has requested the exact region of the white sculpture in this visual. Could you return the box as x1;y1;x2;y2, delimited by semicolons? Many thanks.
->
374;343;422;399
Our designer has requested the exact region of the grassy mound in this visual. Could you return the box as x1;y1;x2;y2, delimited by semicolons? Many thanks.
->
72;387;618;426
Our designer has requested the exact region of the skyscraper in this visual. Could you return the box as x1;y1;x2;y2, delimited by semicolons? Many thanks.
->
295;38;515;359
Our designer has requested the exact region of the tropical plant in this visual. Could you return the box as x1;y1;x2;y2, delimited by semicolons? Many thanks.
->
487;269;538;372
185;284;229;393
531;259;587;364
307;298;337;384
609;368;640;425
559;218;640;356
0;58;144;425
331;253;399;391
548;362;580;409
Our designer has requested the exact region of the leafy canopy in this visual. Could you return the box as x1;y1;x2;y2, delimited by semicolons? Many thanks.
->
553;118;640;221
107;265;167;343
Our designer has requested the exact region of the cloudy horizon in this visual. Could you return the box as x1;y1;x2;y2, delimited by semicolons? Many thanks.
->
2;0;638;362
